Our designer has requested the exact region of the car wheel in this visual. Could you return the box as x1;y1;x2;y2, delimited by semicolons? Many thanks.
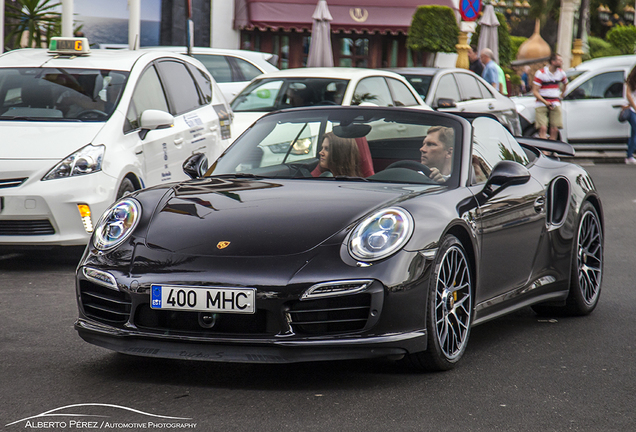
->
404;235;473;371
116;178;135;199
532;201;603;316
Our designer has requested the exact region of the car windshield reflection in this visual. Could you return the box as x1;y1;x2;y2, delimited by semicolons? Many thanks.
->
209;108;462;186
0;68;129;122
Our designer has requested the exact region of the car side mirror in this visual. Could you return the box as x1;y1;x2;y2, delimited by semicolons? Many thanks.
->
436;98;457;109
480;160;530;200
183;153;208;179
139;109;174;139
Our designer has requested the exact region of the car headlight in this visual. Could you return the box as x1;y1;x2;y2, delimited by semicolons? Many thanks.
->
348;207;414;261
93;198;141;251
42;144;105;180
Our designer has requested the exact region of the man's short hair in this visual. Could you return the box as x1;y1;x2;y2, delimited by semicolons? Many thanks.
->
549;53;561;64
427;126;454;150
480;48;494;59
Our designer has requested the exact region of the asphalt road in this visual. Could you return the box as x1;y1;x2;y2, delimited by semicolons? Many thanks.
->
1;163;635;432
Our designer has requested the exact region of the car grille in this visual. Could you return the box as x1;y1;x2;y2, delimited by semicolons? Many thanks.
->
79;280;131;325
134;305;275;335
287;293;372;334
0;220;55;235
0;178;27;189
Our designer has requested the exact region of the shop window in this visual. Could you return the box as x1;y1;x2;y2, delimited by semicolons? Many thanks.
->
338;37;369;68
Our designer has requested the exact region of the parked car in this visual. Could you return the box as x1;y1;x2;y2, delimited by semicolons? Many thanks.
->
146;47;279;102
75;106;603;371
389;67;522;136
229;67;431;139
0;37;233;247
513;55;636;143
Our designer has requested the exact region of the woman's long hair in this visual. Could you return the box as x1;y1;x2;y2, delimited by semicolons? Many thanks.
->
323;132;362;177
627;65;636;91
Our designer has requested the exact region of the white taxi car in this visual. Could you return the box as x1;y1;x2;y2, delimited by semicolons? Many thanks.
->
0;37;233;247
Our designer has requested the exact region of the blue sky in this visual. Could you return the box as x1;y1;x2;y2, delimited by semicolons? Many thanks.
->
74;0;161;21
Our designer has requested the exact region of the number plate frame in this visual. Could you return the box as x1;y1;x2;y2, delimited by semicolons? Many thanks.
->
150;285;256;314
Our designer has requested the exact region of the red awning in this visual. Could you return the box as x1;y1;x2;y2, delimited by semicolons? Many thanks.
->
236;0;458;35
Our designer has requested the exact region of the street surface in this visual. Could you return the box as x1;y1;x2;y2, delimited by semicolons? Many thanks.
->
1;163;635;431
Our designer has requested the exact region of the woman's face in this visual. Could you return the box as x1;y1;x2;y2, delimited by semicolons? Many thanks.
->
319;137;330;169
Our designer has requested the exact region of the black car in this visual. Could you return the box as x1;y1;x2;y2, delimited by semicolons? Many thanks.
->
75;107;603;371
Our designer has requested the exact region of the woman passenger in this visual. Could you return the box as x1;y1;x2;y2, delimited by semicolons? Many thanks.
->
314;132;363;177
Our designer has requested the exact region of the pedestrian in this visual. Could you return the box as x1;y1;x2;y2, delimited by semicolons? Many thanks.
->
468;46;483;76
480;48;499;92
521;65;531;94
623;65;636;164
532;53;568;140
496;64;508;96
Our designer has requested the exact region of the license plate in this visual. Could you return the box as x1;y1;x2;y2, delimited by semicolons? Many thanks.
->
151;285;255;314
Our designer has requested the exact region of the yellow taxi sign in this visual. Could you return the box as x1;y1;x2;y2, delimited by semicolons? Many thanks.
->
48;37;91;55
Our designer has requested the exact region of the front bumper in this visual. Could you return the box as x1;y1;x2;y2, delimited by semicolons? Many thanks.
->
0;165;118;246
75;318;427;363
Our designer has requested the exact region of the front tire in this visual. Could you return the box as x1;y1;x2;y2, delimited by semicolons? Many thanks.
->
533;201;603;316
404;235;473;371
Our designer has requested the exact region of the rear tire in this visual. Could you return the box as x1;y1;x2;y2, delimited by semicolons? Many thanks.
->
532;201;603;316
403;235;473;371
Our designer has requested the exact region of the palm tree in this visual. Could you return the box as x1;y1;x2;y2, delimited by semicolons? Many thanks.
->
5;0;61;49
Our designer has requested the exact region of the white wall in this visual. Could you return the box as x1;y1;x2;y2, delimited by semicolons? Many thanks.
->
210;0;240;49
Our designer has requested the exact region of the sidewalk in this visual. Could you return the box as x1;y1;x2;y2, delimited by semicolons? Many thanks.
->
565;150;626;165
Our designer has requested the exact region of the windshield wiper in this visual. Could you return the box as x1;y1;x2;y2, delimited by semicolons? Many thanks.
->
208;173;263;179
0;116;80;122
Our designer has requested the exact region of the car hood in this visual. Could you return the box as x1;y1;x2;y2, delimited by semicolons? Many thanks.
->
230;112;266;143
143;178;422;256
0;121;105;159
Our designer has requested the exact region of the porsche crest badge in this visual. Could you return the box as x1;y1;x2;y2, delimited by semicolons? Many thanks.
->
217;241;231;249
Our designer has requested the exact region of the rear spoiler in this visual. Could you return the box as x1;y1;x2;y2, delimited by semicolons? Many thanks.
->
515;136;575;157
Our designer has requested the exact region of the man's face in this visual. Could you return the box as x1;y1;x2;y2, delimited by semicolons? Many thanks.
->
551;55;563;68
480;53;490;64
420;131;451;170
468;49;477;61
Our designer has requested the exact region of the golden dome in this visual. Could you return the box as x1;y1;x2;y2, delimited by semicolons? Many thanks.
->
516;19;551;60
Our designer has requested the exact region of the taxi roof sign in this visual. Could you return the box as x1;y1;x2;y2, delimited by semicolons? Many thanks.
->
48;37;91;55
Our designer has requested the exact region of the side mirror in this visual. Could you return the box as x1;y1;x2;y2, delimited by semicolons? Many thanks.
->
436;98;457;109
480;160;530;200
139;109;174;139
183;153;208;179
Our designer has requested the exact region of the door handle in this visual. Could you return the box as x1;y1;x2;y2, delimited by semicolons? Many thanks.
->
534;196;545;213
210;125;219;132
174;137;184;146
488;103;495;110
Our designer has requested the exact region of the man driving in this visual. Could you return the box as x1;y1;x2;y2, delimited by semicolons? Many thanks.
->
420;126;454;183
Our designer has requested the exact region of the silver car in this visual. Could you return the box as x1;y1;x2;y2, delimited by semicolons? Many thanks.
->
389;67;522;136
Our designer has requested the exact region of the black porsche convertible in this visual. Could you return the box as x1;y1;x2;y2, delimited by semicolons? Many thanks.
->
75;107;603;371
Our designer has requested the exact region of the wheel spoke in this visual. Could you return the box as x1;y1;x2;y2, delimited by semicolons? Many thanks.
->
577;210;603;305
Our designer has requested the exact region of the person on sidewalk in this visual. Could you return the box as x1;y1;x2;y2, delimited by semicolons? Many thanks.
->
468;46;484;76
480;48;500;92
532;53;568;140
624;65;636;164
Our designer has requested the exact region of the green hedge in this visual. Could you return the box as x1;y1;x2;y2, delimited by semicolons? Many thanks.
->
606;25;636;55
407;6;459;53
589;36;621;58
510;36;527;61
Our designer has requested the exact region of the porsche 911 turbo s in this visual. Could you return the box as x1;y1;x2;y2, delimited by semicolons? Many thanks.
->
75;107;603;371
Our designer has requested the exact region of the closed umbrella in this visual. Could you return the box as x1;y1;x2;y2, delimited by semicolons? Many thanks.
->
477;4;500;64
306;0;334;67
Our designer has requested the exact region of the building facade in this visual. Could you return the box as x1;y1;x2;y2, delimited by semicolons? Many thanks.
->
161;0;458;69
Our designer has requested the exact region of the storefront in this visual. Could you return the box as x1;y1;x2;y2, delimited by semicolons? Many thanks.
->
234;0;456;69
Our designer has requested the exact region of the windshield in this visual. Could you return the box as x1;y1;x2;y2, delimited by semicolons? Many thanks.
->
209;108;462;187
0;68;129;122
402;75;433;100
230;78;350;112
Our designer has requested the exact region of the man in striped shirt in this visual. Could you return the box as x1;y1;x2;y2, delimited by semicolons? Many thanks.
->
532;53;568;140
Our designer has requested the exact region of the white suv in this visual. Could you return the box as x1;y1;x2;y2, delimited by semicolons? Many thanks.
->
0;38;233;247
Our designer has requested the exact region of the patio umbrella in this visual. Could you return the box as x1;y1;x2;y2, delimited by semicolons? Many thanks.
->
477;4;500;64
306;0;334;67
